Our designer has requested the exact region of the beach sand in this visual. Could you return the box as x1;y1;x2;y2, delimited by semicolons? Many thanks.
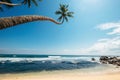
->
0;67;120;80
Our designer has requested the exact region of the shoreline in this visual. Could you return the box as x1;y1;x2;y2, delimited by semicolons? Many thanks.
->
0;65;120;80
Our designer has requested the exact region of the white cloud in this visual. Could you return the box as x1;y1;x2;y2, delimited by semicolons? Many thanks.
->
108;27;120;35
97;22;120;35
84;37;120;55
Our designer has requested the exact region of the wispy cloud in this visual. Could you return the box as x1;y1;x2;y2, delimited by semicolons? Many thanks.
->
97;21;120;35
83;37;120;55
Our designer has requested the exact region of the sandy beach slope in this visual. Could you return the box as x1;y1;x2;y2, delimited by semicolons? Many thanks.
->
0;69;120;80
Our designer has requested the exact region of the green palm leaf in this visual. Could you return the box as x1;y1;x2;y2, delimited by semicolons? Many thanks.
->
58;15;63;21
65;17;68;22
55;11;62;15
32;0;38;6
67;12;74;17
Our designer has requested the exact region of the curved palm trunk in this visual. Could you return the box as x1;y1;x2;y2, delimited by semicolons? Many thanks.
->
0;15;61;30
0;1;20;6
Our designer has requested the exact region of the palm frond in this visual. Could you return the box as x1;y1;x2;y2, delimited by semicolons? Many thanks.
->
58;15;63;21
67;12;74;17
55;10;62;15
0;0;13;8
28;0;31;8
32;0;38;6
64;17;68;22
60;4;68;12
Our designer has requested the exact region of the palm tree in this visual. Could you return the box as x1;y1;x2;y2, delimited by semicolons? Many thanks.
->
0;4;74;30
55;4;74;24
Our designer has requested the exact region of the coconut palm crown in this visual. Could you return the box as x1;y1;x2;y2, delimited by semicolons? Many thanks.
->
55;4;74;24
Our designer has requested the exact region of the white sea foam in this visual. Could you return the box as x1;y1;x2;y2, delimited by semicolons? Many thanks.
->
0;56;100;63
0;58;50;63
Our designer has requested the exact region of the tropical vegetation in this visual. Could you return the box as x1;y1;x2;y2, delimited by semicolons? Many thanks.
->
0;0;74;30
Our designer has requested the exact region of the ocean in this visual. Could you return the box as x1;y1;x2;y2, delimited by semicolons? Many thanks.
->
0;54;109;74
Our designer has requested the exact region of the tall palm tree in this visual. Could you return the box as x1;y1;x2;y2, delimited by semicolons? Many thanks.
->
55;4;74;23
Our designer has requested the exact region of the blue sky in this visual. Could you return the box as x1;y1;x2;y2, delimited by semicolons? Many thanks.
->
0;0;120;55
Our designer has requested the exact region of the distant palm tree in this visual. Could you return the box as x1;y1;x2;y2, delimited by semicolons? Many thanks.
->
55;4;74;23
